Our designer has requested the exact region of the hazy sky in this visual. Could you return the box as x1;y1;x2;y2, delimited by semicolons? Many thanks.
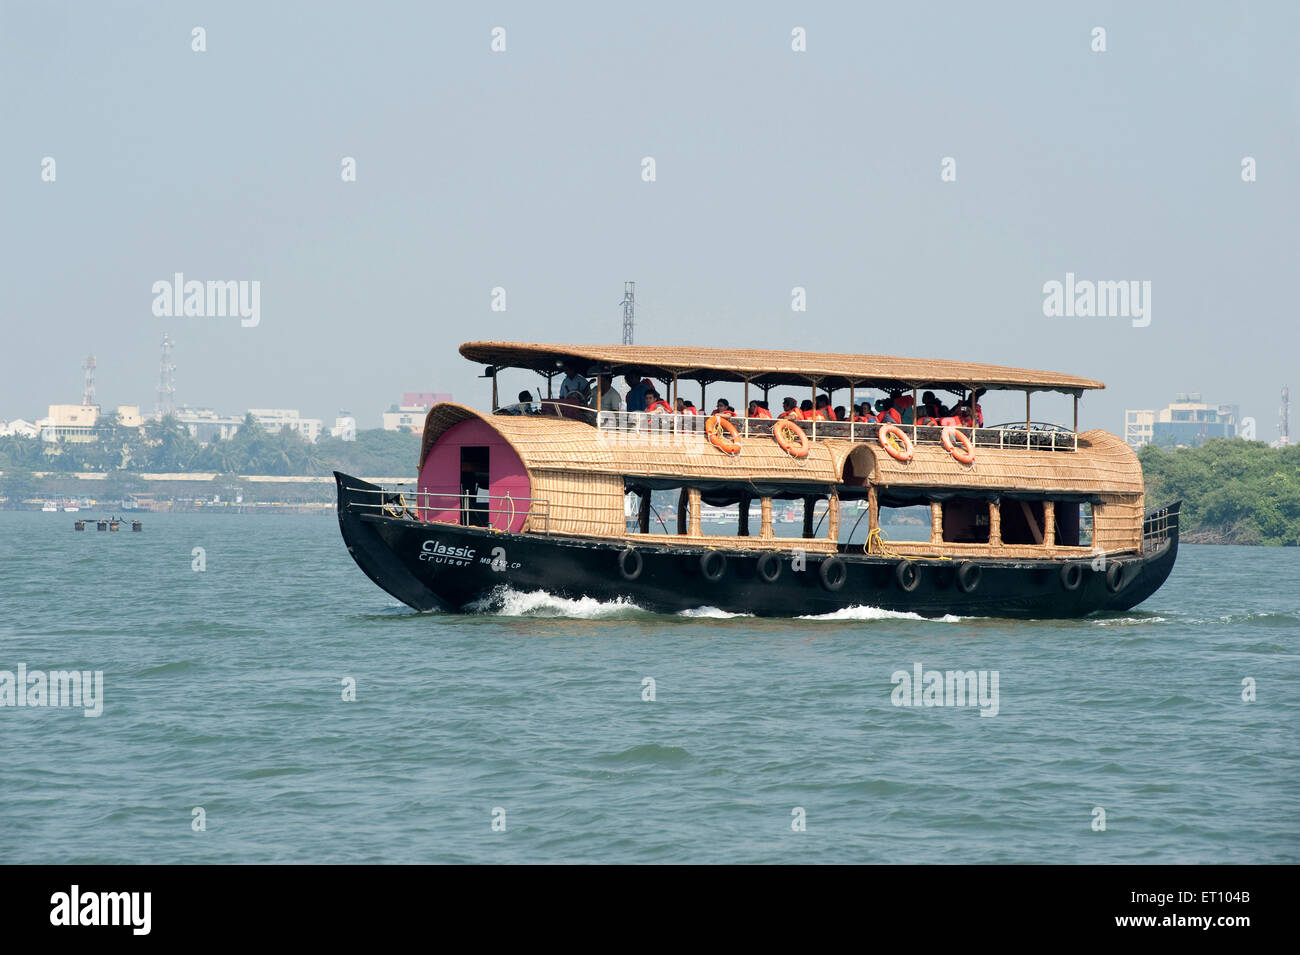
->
3;1;1297;434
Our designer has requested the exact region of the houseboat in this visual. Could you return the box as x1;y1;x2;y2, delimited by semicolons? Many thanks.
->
335;342;1178;618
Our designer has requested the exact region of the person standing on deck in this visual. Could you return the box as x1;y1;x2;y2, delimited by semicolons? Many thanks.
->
624;374;650;413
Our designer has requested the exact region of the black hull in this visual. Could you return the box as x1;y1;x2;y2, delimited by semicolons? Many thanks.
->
336;473;1179;619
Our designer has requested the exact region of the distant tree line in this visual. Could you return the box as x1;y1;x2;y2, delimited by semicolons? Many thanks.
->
0;413;422;485
1139;439;1300;546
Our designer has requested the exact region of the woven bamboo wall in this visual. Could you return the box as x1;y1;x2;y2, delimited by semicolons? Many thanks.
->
1093;492;1144;552
526;469;625;536
422;405;1142;496
849;429;1142;495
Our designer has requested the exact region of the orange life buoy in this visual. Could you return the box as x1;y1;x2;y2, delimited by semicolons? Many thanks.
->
941;426;975;465
705;414;742;455
878;424;914;463
772;418;809;458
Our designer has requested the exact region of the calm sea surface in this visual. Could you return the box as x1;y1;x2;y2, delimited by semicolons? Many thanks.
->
1;511;1296;864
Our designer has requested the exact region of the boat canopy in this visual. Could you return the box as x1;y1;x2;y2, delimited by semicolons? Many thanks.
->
459;341;1105;395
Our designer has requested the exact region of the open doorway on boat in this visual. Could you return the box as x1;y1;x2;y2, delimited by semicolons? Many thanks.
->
459;446;490;527
1052;500;1094;547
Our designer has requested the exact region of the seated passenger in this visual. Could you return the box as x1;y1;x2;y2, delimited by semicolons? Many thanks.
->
713;399;736;417
814;395;835;421
645;389;673;414
680;399;700;416
920;391;946;420
778;397;801;419
518;390;536;414
833;405;846;422
590;374;622;412
875;398;902;425
800;400;825;421
748;400;773;419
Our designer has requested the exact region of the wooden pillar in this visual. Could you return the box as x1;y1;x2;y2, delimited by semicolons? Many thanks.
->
672;373;678;405
738;494;750;536
688;488;702;537
802;496;816;538
988;500;1001;545
930;502;943;544
677;488;689;534
1025;391;1032;435
760;497;773;539
638;490;651;534
491;369;499;411
867;486;879;550
1043;501;1056;547
827;492;840;542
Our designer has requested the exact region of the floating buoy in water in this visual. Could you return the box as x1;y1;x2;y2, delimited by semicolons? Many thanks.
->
74;520;86;531
131;521;142;532
96;520;108;531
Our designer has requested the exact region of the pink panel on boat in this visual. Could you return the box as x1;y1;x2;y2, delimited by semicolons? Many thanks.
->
416;418;530;533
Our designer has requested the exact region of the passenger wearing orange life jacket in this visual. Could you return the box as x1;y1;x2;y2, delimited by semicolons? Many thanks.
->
778;397;802;420
713;398;737;418
799;400;825;421
814;395;836;421
676;397;700;416
874;398;902;425
852;403;873;423
748;400;773;419
644;389;673;414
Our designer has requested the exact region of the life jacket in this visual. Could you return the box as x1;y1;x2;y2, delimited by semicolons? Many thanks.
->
681;406;699;416
817;406;836;421
801;409;825;421
646;399;673;414
939;416;962;427
751;407;773;419
715;408;736;417
917;416;939;426
853;414;872;423
779;409;801;419
876;408;902;425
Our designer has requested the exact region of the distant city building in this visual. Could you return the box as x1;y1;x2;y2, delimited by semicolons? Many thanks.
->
1125;393;1239;448
116;405;143;429
382;405;428;434
38;403;101;443
402;392;452;408
174;406;244;444
248;408;324;443
0;418;40;438
330;412;357;442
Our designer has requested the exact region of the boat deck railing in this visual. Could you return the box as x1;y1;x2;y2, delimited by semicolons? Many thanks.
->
1142;501;1180;554
344;484;552;532
586;411;1079;452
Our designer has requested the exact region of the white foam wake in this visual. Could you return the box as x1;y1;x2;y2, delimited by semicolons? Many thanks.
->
797;605;966;622
466;587;645;619
676;606;755;619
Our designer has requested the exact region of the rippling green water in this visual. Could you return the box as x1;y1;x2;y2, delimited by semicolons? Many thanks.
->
0;511;1296;863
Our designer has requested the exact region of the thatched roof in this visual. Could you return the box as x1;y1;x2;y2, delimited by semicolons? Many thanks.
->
459;341;1104;394
420;405;1141;495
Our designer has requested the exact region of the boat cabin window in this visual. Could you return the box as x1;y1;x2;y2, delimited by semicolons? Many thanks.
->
1000;498;1046;545
941;498;991;544
1052;501;1093;547
875;502;933;543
